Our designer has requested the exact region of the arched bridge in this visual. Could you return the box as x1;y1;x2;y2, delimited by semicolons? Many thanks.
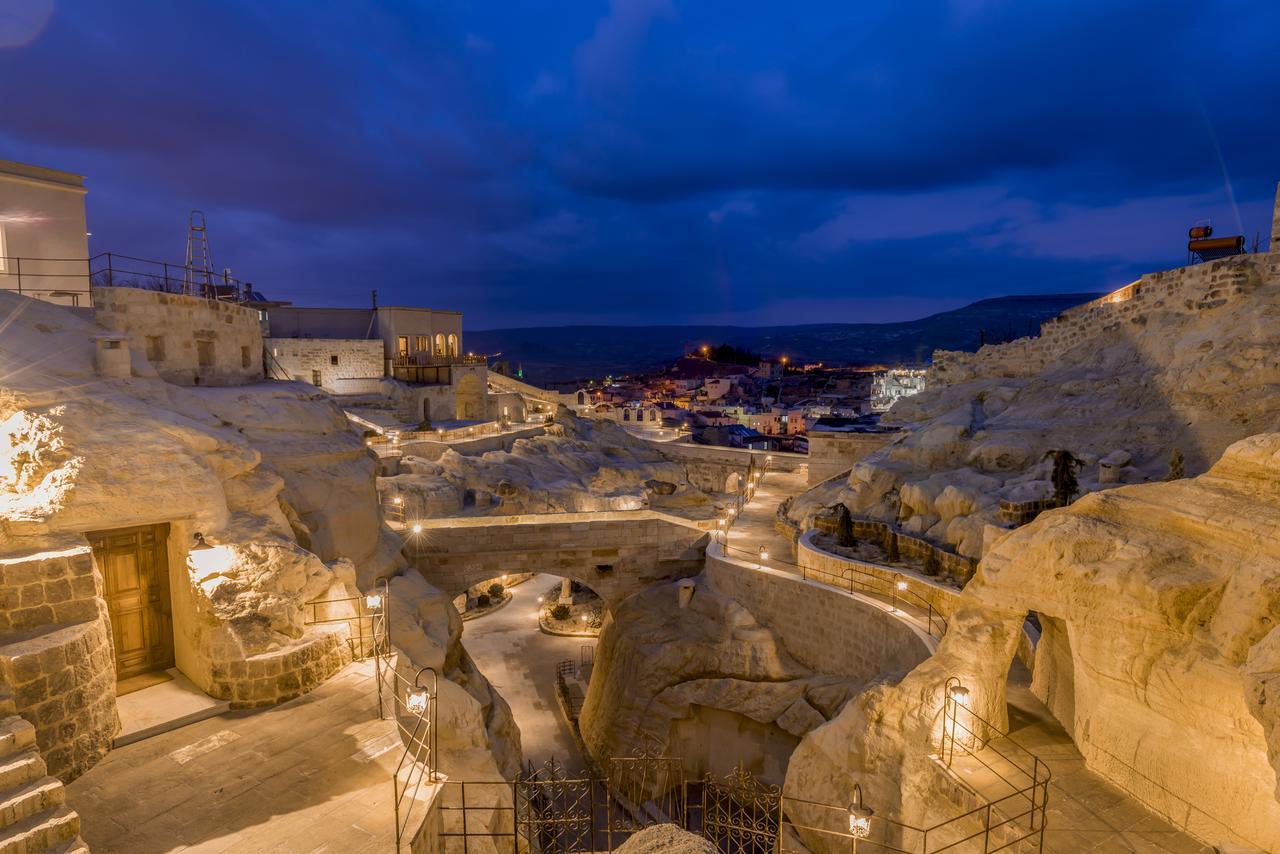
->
404;511;713;607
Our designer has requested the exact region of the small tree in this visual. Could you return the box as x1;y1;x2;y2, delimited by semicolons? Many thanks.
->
885;531;900;563
475;593;491;608
833;503;856;548
1166;447;1185;481
487;582;505;598
550;603;571;621
1044;449;1083;507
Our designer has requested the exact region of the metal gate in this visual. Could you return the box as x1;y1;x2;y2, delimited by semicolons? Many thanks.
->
698;764;782;854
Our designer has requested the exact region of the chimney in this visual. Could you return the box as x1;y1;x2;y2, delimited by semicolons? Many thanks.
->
1272;182;1280;251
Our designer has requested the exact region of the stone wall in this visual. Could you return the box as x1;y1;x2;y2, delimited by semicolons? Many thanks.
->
799;512;976;583
795;531;963;623
0;544;117;781
807;430;901;484
929;251;1278;387
207;628;352;709
703;550;933;683
265;337;383;389
408;511;710;606
92;286;265;386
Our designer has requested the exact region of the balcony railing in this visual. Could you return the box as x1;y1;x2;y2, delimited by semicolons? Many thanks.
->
0;253;257;305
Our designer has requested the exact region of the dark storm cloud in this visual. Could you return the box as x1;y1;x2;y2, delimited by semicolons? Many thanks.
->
1;0;1277;325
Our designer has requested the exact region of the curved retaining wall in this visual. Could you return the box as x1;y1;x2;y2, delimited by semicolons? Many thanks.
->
703;545;933;684
796;531;964;622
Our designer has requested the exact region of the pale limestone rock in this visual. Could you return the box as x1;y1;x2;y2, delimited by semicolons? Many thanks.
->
580;578;858;792
615;824;716;854
387;572;521;782
378;411;713;518
785;434;1280;852
786;273;1280;555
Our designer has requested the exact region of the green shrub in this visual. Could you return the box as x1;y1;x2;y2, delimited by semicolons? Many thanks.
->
550;603;571;621
487;582;505;598
475;593;491;608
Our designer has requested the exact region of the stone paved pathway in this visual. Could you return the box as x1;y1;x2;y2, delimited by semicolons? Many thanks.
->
66;661;402;853
461;574;594;775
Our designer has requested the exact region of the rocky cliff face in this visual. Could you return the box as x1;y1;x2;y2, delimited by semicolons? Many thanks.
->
785;433;1280;852
580;578;861;790
382;412;714;518
787;254;1280;559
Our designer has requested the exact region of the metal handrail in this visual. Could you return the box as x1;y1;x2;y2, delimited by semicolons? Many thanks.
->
716;460;949;640
0;253;257;303
390;665;439;846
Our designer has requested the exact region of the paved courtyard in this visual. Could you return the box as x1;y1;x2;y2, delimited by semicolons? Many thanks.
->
461;573;595;775
66;661;402;853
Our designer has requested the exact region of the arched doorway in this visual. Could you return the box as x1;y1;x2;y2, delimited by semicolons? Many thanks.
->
577;391;586;406
447;334;459;357
434;333;446;357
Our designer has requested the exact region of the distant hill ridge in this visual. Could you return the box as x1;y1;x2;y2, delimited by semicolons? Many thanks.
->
470;292;1102;383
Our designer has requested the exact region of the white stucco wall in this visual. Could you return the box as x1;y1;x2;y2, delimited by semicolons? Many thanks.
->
0;160;90;305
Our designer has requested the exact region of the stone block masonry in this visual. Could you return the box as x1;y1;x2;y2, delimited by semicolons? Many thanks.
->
807;430;901;484
929;250;1277;387
92;286;265;386
207;629;351;709
703;553;932;683
0;545;118;781
265;337;384;390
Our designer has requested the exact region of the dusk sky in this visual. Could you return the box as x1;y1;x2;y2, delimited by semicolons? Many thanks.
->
2;0;1278;328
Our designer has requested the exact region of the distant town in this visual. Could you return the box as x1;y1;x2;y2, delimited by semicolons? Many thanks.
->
500;346;924;454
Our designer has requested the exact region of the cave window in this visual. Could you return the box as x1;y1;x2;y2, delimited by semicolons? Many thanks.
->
196;339;214;367
241;346;250;369
330;354;339;366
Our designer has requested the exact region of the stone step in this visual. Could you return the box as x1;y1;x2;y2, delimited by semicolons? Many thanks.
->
0;805;80;854
48;838;88;854
0;778;64;832
0;720;36;763
0;753;46;801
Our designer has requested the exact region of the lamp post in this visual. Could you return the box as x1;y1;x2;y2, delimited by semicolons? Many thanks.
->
943;676;972;763
758;546;769;568
892;576;906;612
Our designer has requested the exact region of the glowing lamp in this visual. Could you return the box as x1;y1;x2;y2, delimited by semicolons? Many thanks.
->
848;784;874;838
759;546;769;561
187;533;234;578
717;518;726;528
580;614;589;623
411;522;423;534
393;496;403;505
365;592;383;611
406;687;429;715
896;580;908;591
727;507;737;518
949;684;971;705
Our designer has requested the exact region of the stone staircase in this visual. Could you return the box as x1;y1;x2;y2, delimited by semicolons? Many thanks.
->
0;696;86;854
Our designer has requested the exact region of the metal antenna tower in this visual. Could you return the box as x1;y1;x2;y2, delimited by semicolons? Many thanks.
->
183;210;215;297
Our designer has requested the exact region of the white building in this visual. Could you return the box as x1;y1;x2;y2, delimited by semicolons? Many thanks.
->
0;159;91;306
872;368;927;412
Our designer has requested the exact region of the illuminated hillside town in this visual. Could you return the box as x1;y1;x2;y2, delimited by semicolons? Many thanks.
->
2;4;1280;854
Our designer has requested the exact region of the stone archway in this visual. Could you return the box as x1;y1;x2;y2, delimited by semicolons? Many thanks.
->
725;472;741;493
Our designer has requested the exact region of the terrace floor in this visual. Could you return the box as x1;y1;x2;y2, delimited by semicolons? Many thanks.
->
66;660;405;853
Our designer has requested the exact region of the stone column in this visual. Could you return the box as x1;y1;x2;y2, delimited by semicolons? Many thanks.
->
559;576;573;604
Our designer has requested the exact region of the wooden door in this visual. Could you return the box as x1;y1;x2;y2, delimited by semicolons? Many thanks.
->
88;523;175;681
